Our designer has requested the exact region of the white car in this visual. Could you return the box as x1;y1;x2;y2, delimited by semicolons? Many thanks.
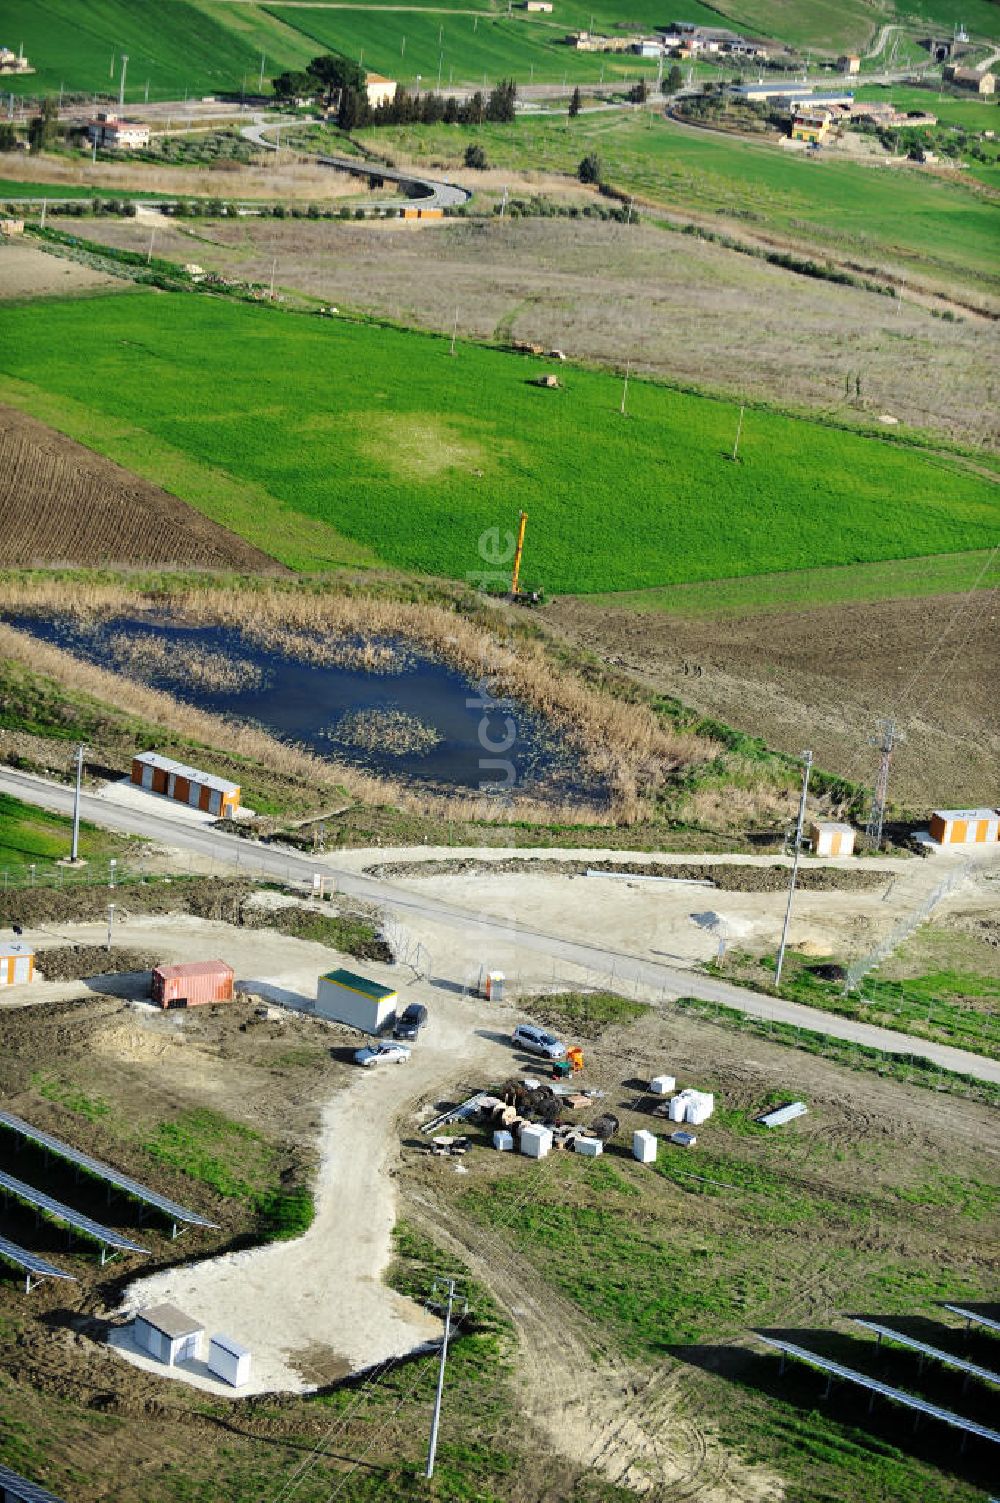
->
511;1024;566;1060
354;1042;411;1067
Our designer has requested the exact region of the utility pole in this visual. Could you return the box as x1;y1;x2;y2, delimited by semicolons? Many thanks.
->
147;226;156;264
259;51;266;91
731;402;745;461
865;717;898;851
425;1279;456;1479
620;359;630;416
774;749;813;987
70;744;85;862
449;305;458;356
269;257;277;299
118;53;128;108
106;902;116;952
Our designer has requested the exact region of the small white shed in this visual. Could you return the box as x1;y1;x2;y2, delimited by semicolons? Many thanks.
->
207;1332;252;1387
0;943;34;987
633;1129;658;1164
809;821;855;857
316;968;397;1033
133;1303;204;1366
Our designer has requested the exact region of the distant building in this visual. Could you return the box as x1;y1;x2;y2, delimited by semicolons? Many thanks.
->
731;83;854;109
0;45;32;75
924;36;954;61
524;1;553;10
634;38;663;58
944;65;996;94
0;218;24;237
566;30;636;52
86;112;150;150
791;108;832;143
838;54;861;74
365;72;398;108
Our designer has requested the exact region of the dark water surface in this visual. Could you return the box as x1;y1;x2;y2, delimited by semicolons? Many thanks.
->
11;613;598;800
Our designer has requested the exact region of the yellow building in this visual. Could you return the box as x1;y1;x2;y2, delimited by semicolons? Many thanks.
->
791;109;832;144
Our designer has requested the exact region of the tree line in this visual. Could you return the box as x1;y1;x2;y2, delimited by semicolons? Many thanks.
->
273;52;517;130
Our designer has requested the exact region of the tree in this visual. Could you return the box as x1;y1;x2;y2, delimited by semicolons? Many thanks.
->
0;123;16;151
568;86;581;118
486;78;517;123
578;151;602;184
443;95;459;125
307;53;365;108
666;64;683;93
337;85;366;130
464;143;487;169
464;90;486;125
628;78;649;104
28;97;59;152
272;69;314;102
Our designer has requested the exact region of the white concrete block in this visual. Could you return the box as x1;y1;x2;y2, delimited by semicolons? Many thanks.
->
520;1124;553;1159
649;1075;676;1096
633;1129;657;1164
493;1130;514;1152
574;1136;603;1157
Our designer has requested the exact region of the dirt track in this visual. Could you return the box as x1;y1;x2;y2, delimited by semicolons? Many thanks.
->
544;591;1000;808
0;404;285;571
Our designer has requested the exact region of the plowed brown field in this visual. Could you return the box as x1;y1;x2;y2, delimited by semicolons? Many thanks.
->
0;405;285;571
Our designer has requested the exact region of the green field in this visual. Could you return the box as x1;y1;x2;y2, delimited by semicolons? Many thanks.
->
853;82;1000;132
0;792;132;876
1;0;313;101
1;291;996;592
363;112;1000;293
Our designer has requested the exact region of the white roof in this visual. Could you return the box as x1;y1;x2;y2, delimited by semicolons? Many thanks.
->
932;808;997;821
0;943;33;959
811;821;854;834
210;1332;250;1358
136;1302;204;1339
134;751;239;796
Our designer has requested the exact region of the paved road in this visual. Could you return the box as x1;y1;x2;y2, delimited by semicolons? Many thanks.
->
241;121;470;211
3;766;998;1085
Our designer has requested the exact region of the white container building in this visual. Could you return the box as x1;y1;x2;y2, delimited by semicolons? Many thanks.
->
520;1124;553;1159
649;1074;676;1096
315;968;397;1034
668;1089;715;1126
633;1129;658;1164
809;821;856;857
133;1303;204;1367
0;943;34;987
207;1333;252;1387
574;1136;603;1157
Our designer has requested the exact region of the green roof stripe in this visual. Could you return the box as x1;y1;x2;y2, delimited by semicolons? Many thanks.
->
322;968;396;1002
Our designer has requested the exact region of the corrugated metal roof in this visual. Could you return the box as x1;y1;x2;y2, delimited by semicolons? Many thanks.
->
0;1461;68;1503
321;968;396;1002
133;751;239;796
0;1110;217;1230
136;1302;204;1340
153;960;234;982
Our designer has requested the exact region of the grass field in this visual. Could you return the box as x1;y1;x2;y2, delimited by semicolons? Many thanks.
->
853;82;1000;133
1;0;313;101
0;792;132;876
1;291;997;592
585;548;1000;614
364;112;1000;295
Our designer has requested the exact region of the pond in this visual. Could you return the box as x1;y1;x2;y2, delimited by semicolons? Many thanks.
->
10;612;599;802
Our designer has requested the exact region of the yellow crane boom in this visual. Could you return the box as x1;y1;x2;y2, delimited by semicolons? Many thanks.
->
510;510;528;597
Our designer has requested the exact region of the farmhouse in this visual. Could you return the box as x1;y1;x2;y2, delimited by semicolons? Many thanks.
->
791;108;832;143
86;112;150;150
565;30;636;52
944;65;995;95
0;45;31;75
365;72;398;109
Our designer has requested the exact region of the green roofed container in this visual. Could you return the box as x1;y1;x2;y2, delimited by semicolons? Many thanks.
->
316;968;398;1034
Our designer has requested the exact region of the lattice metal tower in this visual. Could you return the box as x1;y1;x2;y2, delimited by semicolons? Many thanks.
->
865;717;898;849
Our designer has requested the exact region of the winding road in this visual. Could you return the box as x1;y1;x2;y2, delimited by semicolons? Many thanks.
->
3;765;998;1085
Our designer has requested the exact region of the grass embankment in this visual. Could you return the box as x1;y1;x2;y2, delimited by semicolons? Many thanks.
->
1;292;996;594
521;989;650;1038
0;791;135;879
364;110;1000;295
714;949;1000;1062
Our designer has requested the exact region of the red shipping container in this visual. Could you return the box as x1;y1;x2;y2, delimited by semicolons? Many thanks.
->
151;960;235;1009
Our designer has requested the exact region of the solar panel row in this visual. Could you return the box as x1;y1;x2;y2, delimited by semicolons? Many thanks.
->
851;1318;1000;1388
758;1335;1000;1445
0;1110;217;1229
944;1303;1000;1336
0;1234;77;1285
0;1460;67;1503
0;1169;148;1256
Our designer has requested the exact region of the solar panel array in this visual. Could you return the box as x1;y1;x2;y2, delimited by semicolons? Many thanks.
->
757;1335;1000;1445
0;1461;67;1503
0;1110;217;1229
944;1303;1000;1336
0;1234;77;1285
0;1169;148;1255
851;1318;1000;1388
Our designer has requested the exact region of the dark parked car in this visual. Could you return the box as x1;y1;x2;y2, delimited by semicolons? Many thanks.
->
394;1003;428;1041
